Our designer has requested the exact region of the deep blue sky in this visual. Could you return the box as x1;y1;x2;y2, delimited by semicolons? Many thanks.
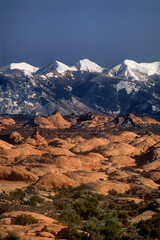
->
1;0;160;69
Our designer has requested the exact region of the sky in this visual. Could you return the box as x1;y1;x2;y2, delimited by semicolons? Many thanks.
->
0;0;160;69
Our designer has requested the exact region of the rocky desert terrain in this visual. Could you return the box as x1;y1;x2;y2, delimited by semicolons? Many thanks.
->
0;111;159;240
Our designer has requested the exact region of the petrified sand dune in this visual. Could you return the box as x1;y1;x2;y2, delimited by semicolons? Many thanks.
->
35;172;77;189
65;136;85;144
48;137;75;149
0;166;38;182
0;112;160;239
9;131;24;144
70;137;110;153
94;142;138;157
109;155;136;168
143;158;160;171
25;127;48;146
65;170;108;184
34;115;55;129
2;211;57;224
0;144;47;162
47;147;75;156
47;110;71;129
0;211;64;239
84;181;130;195
107;131;138;143
0;117;15;125
131;135;157;154
0;139;13;149
131;210;156;224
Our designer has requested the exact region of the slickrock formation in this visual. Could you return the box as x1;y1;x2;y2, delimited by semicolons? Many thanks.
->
0;112;160;239
70;137;110;153
8;131;24;144
113;113;160;127
0;139;13;149
47;110;71;128
34;116;55;129
0;166;38;182
109;155;136;168
107;131;138;143
35;172;77;189
94;142;138;157
0;117;15;126
26;127;48;146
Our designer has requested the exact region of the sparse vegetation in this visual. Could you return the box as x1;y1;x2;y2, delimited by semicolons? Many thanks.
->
0;232;20;240
11;214;38;225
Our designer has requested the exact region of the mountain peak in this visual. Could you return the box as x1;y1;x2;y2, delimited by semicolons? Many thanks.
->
53;61;72;73
75;59;104;73
0;62;39;76
108;59;160;80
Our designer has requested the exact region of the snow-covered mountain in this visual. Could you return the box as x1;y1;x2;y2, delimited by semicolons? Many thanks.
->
37;61;77;75
75;59;104;73
37;59;104;75
107;59;160;81
1;58;160;116
0;62;39;77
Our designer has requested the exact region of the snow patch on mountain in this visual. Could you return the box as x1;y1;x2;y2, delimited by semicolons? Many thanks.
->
116;80;140;94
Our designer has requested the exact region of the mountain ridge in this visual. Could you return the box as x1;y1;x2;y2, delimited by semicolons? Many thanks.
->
0;58;160;116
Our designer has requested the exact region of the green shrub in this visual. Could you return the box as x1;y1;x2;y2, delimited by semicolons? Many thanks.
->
73;197;100;220
102;218;122;240
108;189;118;196
29;195;44;206
1;232;20;240
9;189;25;201
128;210;138;217
59;210;82;225
136;213;160;239
57;226;88;240
107;203;115;209
11;214;38;225
53;200;68;210
36;225;49;236
0;204;10;215
83;217;104;240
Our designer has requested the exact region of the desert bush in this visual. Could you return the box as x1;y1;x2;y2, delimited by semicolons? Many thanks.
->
83;217;104;240
108;189;118;196
2;231;20;240
107;203;116;209
53;199;68;210
73;198;100;220
9;189;25;201
57;226;88;240
29;195;44;206
128;209;138;217
118;211;129;221
59;210;82;225
136;213;160;239
92;193;106;201
36;225;49;236
0;204;10;215
102;217;123;240
11;214;38;225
